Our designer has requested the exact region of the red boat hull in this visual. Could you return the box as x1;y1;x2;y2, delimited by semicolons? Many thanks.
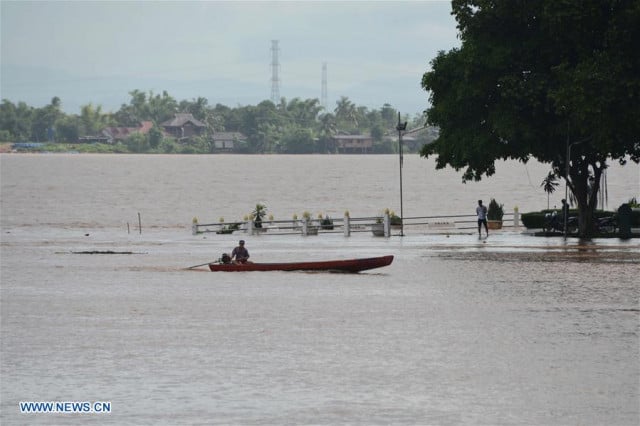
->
208;255;393;273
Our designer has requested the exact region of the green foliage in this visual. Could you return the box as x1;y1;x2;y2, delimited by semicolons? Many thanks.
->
125;132;149;153
281;127;315;154
148;125;163;149
1;90;416;154
186;136;211;153
55;115;81;142
540;171;560;210
421;0;640;237
31;97;62;142
487;198;504;221
74;143;121;153
334;96;359;131
540;172;559;195
160;138;177;153
320;215;334;230
388;210;402;226
252;204;267;220
0;100;32;141
521;209;637;229
521;212;547;229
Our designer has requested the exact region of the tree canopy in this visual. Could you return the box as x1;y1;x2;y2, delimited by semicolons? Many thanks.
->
0;92;435;155
420;0;640;236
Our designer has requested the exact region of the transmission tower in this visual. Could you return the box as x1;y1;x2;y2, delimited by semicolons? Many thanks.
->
270;40;280;103
321;62;328;110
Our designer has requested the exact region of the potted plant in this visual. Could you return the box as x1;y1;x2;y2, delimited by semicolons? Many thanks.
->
385;208;402;228
252;203;267;228
487;198;504;229
371;214;385;236
216;217;231;234
320;215;334;230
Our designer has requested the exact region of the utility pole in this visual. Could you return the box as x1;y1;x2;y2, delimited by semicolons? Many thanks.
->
396;112;407;237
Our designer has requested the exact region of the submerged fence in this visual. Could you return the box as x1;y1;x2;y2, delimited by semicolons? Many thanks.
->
192;209;521;237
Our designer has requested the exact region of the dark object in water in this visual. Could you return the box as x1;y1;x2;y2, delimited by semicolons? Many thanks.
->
72;250;134;254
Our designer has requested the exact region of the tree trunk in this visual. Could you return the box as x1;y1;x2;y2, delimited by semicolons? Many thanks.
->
568;154;605;239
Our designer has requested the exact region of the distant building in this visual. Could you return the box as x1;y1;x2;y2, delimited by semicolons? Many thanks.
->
161;113;206;140
212;132;247;152
100;121;153;144
384;126;439;152
332;134;373;153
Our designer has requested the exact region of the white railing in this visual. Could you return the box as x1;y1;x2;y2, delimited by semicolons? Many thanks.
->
192;209;521;237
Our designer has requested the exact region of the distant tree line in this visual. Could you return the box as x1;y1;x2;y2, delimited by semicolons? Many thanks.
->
0;91;436;154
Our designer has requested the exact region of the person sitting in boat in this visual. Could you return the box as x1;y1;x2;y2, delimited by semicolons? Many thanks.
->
231;240;250;264
220;253;232;264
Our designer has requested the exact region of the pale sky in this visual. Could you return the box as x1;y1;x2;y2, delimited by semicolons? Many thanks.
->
1;0;460;114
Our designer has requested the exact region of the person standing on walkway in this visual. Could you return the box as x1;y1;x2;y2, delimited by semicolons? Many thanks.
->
476;200;489;238
560;198;569;226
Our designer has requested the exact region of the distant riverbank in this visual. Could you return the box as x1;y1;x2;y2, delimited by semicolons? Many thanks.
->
2;142;133;154
0;142;402;155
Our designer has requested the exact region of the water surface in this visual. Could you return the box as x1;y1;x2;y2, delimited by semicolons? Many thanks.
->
1;154;638;425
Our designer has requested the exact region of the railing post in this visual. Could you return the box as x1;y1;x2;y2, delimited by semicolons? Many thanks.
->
302;218;309;236
192;218;198;235
513;206;520;228
344;215;351;237
248;219;254;235
383;213;390;237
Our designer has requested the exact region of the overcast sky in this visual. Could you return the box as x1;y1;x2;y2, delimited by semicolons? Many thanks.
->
1;1;460;114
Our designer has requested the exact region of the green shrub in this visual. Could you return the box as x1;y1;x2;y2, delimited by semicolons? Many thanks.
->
521;212;546;229
521;209;628;228
487;198;504;221
622;207;640;226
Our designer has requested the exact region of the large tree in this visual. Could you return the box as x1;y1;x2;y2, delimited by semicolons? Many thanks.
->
32;97;62;142
0;100;32;141
420;0;640;237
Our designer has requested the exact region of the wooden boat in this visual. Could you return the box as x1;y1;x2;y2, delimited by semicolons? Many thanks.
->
208;255;393;273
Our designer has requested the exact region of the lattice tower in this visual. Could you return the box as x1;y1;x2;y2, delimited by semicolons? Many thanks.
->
270;40;280;103
321;62;328;110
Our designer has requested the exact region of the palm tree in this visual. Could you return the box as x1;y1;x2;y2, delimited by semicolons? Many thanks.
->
181;97;208;121
252;203;267;228
334;96;358;129
286;98;322;127
541;171;559;210
148;90;178;123
80;103;109;135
